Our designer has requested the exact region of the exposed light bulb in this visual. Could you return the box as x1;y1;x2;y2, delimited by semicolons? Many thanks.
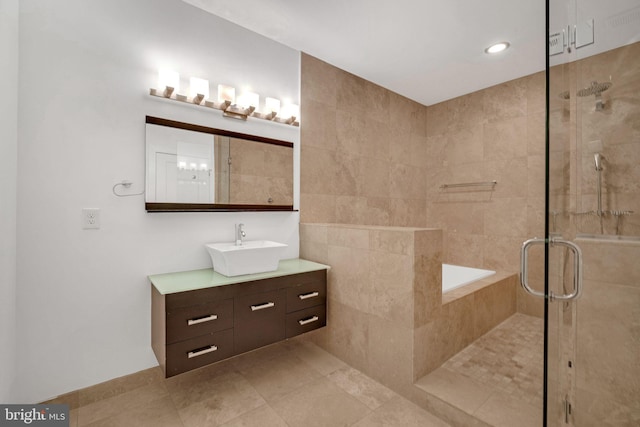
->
238;91;259;109
280;103;299;120
189;77;210;100
265;97;281;114
158;69;179;94
217;85;235;103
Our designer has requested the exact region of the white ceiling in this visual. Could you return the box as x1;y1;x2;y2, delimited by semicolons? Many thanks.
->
182;0;640;106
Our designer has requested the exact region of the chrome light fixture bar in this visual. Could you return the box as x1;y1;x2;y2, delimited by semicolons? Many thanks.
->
149;70;299;126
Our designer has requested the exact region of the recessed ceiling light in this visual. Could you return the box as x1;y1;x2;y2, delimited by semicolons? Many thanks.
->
485;42;510;54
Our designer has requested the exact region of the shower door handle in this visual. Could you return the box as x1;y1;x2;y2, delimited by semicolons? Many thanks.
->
520;238;546;299
520;237;583;301
549;238;583;301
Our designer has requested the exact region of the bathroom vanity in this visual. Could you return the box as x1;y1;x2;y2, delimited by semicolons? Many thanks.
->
150;258;329;377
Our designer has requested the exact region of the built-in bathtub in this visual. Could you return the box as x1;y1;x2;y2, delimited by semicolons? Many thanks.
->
442;263;496;293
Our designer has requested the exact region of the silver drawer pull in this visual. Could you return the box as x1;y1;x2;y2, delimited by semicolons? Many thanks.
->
298;291;319;300
251;302;275;311
298;316;319;326
187;314;218;326
187;345;218;358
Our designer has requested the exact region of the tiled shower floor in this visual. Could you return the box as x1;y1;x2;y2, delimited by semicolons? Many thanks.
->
416;313;544;427
443;313;544;408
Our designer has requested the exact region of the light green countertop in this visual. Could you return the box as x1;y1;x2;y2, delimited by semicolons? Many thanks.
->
149;258;330;295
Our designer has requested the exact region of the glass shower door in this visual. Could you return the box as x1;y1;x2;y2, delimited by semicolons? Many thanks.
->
540;0;640;425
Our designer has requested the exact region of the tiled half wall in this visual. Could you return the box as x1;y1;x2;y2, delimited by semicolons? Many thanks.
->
299;223;517;397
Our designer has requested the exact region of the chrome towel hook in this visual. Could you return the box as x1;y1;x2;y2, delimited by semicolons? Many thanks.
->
113;180;145;197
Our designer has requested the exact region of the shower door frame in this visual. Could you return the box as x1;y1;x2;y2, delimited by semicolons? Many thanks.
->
540;0;640;425
541;0;578;424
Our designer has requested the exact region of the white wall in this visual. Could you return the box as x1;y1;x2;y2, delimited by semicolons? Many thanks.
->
0;0;19;404
15;0;300;403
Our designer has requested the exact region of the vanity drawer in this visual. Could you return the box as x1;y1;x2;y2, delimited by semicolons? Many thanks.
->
234;289;286;354
286;280;326;313
166;328;234;377
286;305;326;338
166;298;233;344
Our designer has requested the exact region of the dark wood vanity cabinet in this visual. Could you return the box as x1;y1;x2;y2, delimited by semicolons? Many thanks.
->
152;269;326;377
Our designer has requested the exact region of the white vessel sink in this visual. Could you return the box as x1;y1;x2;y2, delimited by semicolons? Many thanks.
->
205;240;288;277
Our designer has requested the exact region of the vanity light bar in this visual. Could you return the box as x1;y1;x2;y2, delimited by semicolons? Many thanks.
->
149;72;299;126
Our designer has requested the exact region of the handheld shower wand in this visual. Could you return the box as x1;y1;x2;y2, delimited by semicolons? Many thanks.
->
594;153;604;171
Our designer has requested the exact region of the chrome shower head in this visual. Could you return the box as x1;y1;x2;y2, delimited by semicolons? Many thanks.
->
577;81;612;111
558;81;612;102
577;81;612;97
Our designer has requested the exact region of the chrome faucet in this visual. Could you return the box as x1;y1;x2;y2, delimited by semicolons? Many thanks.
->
235;223;246;246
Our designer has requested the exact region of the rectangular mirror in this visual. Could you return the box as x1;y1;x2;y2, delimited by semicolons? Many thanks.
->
145;116;294;212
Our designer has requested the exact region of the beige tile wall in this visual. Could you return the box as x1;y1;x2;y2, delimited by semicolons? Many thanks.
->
300;53;545;318
425;72;546;319
300;54;429;227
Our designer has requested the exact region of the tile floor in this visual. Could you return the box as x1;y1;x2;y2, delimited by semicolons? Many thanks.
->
50;339;450;427
46;313;547;427
416;313;544;427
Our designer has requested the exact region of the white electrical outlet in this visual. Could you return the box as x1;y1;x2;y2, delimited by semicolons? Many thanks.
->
82;208;101;229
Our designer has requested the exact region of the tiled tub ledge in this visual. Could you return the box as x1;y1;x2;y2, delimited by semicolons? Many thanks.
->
413;271;518;382
441;271;516;305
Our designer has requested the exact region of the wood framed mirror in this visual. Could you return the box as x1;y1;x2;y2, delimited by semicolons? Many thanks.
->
145;116;294;212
